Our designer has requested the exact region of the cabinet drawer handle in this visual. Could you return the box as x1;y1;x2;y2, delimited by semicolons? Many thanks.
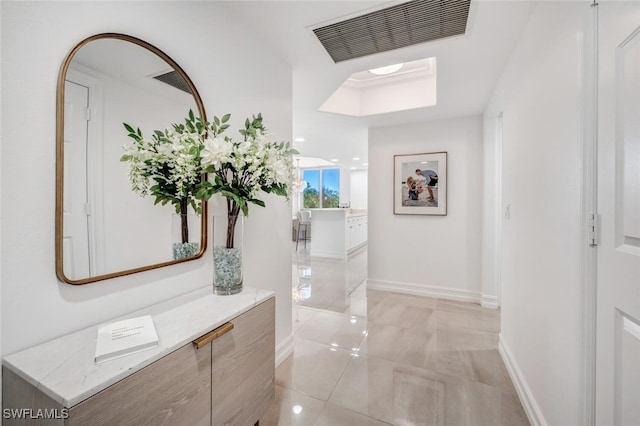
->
193;322;234;349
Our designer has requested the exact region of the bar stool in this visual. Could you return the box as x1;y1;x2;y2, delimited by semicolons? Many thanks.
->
296;210;311;249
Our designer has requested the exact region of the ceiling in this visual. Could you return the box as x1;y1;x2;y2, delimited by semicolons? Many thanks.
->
220;0;536;171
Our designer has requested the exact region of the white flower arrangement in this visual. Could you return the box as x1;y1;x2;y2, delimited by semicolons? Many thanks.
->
121;111;297;250
197;113;297;248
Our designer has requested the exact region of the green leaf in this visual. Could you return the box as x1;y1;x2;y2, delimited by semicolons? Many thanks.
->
223;192;248;212
123;123;135;133
214;116;220;126
249;199;266;208
221;113;231;123
276;188;286;196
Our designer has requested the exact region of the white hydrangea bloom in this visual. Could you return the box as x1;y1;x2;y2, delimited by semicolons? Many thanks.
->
201;136;233;170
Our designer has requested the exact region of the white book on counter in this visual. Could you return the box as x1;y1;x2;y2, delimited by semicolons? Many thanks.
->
94;315;159;363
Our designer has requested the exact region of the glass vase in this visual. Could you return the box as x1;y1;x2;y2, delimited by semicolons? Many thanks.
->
171;213;200;260
212;214;243;295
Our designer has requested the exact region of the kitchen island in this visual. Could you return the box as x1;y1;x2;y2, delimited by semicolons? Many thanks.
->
306;209;367;258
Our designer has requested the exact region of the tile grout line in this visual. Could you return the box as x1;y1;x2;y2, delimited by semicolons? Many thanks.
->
321;331;367;417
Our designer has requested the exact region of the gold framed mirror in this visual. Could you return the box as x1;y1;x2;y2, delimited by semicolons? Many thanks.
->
56;33;207;285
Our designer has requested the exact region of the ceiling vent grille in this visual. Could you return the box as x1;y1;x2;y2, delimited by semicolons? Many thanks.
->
313;0;471;63
153;71;192;95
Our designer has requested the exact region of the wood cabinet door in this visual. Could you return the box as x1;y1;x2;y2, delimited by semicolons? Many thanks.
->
68;343;211;426
211;298;275;426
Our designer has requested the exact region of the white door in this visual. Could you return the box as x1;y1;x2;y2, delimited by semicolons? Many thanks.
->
596;2;640;424
62;80;91;279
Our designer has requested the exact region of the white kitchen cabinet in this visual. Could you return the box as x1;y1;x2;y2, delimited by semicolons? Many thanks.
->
308;209;367;258
346;215;368;251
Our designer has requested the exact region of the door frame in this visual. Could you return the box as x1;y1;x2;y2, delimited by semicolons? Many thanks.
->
579;2;599;425
580;0;599;426
495;112;503;309
65;67;104;277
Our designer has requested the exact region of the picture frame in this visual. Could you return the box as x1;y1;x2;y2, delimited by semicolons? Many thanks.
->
394;152;447;215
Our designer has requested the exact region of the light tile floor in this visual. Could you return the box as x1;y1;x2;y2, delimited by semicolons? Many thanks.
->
261;245;530;425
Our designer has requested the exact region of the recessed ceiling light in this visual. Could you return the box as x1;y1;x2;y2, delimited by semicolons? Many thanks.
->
368;63;404;75
330;158;339;162
350;167;356;170
420;161;429;164
352;157;360;161
294;137;305;142
363;163;368;166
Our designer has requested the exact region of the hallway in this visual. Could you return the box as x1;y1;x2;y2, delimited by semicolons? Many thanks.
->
262;246;530;425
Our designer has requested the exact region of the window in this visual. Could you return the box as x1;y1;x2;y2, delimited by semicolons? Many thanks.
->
302;168;340;208
302;169;320;208
321;168;340;208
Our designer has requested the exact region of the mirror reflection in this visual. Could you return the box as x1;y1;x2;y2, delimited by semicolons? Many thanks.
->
56;34;207;284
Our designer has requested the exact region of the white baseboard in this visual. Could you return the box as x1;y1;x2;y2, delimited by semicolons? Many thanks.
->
309;249;345;259
275;333;294;368
347;241;368;255
310;242;368;260
481;294;499;309
498;335;548;426
367;279;481;304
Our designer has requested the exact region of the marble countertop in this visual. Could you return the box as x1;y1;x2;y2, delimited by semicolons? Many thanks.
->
346;210;367;218
3;286;274;408
305;208;367;217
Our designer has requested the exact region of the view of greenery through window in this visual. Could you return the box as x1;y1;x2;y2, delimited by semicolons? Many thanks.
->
303;168;340;208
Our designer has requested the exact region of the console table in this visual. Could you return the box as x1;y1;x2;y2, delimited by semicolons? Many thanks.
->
2;286;275;425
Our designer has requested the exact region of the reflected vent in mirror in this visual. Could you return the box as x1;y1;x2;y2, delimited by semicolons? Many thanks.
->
153;70;193;94
313;0;471;63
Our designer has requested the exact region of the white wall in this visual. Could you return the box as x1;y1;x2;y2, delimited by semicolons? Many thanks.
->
368;116;483;301
484;2;589;425
320;83;360;116
1;2;292;361
339;167;351;206
350;170;368;210
359;73;436;116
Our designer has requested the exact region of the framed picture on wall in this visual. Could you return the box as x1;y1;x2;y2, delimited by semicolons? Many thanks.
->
394;152;447;215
